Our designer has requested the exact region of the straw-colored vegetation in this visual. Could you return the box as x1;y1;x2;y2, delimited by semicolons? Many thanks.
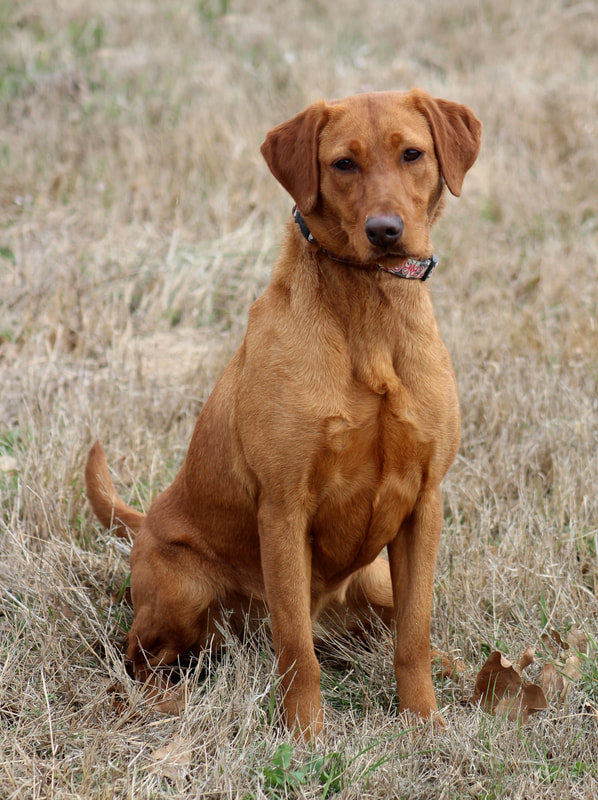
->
1;0;597;797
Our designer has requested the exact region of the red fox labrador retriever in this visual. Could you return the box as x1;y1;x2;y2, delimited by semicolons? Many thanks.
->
86;88;481;738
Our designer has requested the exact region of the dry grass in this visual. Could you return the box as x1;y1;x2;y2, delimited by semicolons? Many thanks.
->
1;0;598;797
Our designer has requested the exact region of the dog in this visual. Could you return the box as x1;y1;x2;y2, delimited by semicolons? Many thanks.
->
86;88;481;738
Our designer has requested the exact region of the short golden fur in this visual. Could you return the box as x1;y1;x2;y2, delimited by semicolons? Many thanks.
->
86;88;481;738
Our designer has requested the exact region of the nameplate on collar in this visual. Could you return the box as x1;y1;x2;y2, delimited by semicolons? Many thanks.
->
383;254;438;280
293;207;437;281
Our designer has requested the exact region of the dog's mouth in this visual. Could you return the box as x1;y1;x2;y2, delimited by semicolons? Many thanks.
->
364;243;424;266
294;208;435;278
342;236;413;266
376;246;412;262
332;235;433;271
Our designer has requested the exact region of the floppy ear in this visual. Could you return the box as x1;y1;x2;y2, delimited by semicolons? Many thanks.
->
260;101;328;214
411;89;482;197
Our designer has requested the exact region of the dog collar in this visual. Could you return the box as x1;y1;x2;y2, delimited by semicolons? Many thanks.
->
293;206;437;281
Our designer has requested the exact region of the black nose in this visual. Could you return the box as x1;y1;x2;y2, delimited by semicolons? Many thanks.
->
365;215;404;249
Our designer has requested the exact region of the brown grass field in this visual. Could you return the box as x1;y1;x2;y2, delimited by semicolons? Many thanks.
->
1;0;598;797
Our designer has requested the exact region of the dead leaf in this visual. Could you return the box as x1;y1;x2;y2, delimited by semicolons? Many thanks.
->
431;649;466;679
541;629;565;656
517;683;549;721
566;628;589;655
472;651;548;722
559;654;582;702
517;646;536;674
149;682;188;715
539;662;565;702
493;683;548;723
150;736;191;784
539;654;582;704
472;652;520;712
105;681;143;719
542;626;588;657
562;654;582;682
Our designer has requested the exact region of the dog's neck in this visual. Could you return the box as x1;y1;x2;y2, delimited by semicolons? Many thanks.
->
293;206;438;281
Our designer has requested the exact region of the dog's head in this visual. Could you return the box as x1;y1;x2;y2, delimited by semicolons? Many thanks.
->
261;89;481;268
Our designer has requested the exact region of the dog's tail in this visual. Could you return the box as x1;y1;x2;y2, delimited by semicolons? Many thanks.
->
85;440;145;538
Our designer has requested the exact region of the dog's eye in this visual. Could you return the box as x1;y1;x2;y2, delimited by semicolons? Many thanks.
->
333;158;358;172
403;149;423;163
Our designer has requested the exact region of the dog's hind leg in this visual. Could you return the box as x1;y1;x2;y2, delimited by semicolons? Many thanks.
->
345;556;395;629
122;537;221;710
320;556;395;636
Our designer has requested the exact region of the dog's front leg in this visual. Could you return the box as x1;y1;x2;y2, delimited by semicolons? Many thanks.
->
258;503;322;739
387;485;443;722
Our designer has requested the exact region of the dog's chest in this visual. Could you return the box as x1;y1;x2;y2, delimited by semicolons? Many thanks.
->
311;385;432;578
